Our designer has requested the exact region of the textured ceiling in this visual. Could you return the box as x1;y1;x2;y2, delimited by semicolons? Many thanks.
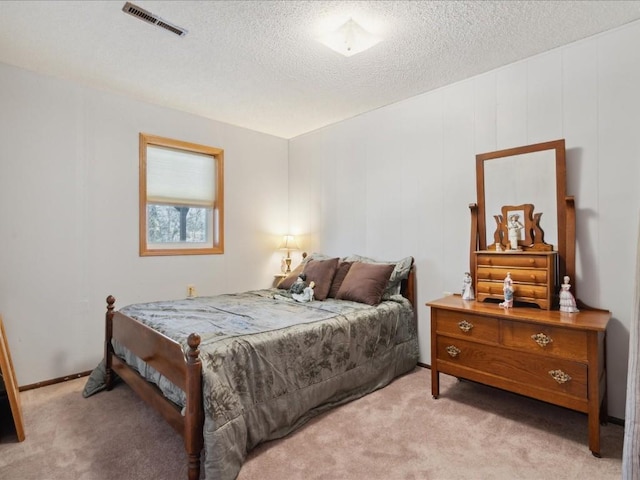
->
1;1;639;139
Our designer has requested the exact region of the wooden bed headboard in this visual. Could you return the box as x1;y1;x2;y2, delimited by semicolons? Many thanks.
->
401;265;417;310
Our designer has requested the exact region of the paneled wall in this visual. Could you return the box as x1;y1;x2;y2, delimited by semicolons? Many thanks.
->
289;22;640;419
0;63;289;387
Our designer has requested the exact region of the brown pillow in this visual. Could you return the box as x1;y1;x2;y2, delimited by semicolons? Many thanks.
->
336;262;395;306
277;263;304;290
302;257;339;301
328;261;353;298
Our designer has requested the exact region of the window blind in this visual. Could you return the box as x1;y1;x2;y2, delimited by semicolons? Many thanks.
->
147;145;215;207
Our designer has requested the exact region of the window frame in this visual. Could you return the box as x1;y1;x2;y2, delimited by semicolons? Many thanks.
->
139;133;224;256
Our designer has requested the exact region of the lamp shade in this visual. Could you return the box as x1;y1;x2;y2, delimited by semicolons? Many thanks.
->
279;235;299;251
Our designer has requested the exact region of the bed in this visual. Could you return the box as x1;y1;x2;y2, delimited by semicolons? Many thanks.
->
92;254;418;480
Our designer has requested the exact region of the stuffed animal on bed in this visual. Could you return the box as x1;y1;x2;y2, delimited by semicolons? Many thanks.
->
272;274;315;303
292;281;315;303
289;273;308;295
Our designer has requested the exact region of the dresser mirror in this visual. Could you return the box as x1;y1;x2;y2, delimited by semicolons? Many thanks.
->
472;139;576;303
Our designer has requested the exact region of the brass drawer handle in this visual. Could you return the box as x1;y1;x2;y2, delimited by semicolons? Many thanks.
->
446;345;461;358
549;369;572;384
531;333;553;347
458;320;474;332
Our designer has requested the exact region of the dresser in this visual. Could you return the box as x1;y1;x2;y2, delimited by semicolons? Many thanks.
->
474;250;557;309
428;295;610;457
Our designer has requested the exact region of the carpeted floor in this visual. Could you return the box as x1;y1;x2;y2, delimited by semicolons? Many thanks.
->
0;367;624;479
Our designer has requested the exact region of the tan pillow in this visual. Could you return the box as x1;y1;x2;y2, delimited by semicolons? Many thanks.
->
277;263;304;290
302;257;339;301
336;262;395;306
328;261;353;298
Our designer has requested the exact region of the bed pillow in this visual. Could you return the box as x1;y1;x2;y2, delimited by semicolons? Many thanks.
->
344;255;414;298
336;262;395;306
327;261;353;298
302;257;340;301
277;263;304;290
304;252;336;263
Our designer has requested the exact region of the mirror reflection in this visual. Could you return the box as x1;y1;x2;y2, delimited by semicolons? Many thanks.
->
484;150;558;249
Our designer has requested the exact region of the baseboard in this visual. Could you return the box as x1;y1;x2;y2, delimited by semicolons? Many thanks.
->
19;370;92;392
609;416;625;426
415;362;624;426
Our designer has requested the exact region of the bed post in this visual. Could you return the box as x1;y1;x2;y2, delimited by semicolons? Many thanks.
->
185;333;204;480
104;295;115;390
399;264;417;311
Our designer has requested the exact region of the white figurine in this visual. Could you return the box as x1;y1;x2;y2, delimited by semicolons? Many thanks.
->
507;214;524;251
462;272;474;300
559;276;579;313
495;243;503;252
292;281;315;303
499;272;514;308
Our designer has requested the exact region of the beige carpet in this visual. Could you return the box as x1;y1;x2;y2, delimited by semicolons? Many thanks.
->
0;367;623;479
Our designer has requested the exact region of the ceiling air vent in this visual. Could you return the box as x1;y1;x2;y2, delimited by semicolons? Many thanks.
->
122;2;188;37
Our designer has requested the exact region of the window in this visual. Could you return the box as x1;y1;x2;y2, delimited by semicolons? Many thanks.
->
139;133;224;256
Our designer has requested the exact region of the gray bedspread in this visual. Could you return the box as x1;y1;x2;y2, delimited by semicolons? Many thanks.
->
87;288;418;480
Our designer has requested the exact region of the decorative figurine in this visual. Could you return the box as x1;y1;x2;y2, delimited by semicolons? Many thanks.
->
507;214;524;250
495;243;503;252
462;272;474;300
499;272;514;308
559;275;579;313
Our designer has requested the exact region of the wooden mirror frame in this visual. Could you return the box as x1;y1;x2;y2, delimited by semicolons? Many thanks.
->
470;139;576;299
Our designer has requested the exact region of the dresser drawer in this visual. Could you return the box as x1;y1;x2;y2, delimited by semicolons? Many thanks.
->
502;321;588;362
476;254;549;269
476;281;548;300
475;281;504;297
435;336;587;399
434;309;499;344
477;267;548;284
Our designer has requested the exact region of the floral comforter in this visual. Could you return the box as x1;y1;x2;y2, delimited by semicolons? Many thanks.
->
96;289;418;480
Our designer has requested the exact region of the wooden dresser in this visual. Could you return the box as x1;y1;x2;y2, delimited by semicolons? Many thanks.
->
428;295;610;456
474;250;557;309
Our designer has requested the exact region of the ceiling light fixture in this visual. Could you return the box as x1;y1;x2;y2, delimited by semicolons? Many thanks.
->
319;18;381;57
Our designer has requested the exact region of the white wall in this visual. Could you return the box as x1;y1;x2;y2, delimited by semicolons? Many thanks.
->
288;22;640;419
0;63;289;386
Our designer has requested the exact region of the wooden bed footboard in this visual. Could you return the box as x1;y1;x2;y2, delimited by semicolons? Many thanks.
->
104;296;204;480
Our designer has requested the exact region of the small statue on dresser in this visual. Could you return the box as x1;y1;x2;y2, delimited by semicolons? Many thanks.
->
462;272;474;300
559;276;579;313
499;272;514;308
